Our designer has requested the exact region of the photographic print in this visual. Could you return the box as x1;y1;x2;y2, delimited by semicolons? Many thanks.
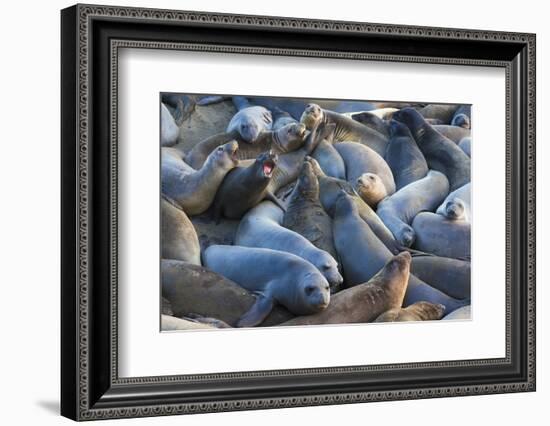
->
160;94;471;331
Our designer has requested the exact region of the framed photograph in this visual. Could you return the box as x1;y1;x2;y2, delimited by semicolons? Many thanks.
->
61;4;536;421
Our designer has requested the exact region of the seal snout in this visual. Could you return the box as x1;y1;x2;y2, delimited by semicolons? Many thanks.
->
400;227;416;248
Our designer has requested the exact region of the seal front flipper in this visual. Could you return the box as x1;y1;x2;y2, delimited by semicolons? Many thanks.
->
236;293;275;327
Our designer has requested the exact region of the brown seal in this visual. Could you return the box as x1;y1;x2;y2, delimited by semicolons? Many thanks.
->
280;252;411;326
374;301;446;322
161;196;201;265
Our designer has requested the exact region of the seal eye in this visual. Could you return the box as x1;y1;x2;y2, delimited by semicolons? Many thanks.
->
305;286;315;295
217;146;224;153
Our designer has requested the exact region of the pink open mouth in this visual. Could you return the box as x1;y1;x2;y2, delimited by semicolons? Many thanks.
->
263;161;275;177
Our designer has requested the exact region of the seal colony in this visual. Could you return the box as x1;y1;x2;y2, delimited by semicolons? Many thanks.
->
160;94;472;330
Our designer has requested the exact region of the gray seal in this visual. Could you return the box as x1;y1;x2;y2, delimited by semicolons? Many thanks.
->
393;107;470;191
442;305;471;320
300;103;388;156
350;111;390;138
334;141;396;206
374;301;446;322
281;252;411;326
161;103;180;147
227;103;272;143
418;104;459;123
161;196;201;265
436;183;471;222
412;212;471;259
411;255;471;300
311;138;346;179
458;136;471;157
451;105;471;129
161;141;239;216
236;201;343;292
308;157;401;254
161;259;293;327
283;160;339;262
332;192;466;313
432;124;471;143
212;150;285;222
376;170;450;247
203;245;331;327
385;119;429;190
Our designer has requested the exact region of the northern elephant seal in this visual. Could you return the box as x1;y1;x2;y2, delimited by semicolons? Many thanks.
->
385;119;428;190
412;212;471;259
349;111;390;138
307;157;401;254
432;124;471;144
281;252;411;326
161;196;201;264
283;160;339;261
376;170;449;247
374;301;446;322
300;103;388;156
442;305;471;320
227;97;273;143
162;141;239;215
161;259;293;327
411;255;471;300
161;103;180;146
332;192;466;312
418;104;458;123
451;105;471;129
436;183;471;222
393;107;470;191
311;138;346;179
334;141;396;206
203;245;331;327
236;201;343;292
212;150;285;221
458;137;471;157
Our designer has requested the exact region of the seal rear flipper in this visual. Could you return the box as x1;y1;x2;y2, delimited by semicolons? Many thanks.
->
236;294;275;328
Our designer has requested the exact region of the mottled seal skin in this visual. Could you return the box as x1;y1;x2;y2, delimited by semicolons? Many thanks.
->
162;141;239;216
374;301;446;323
161;197;201;265
418;104;459;123
281;252;411;326
432;124;471;144
458;136;471;157
203;245;331;327
411;255;471;300
283;161;339;262
376;170;450;247
212;150;284;222
161;260;293;327
436;183;471;222
300;103;388;156
451;105;471;129
332;192;466;313
412;212;471;259
308;157;401;254
442;305;471;320
227;105;273;143
236;201;343;292
349;112;390;138
334;141;396;205
311;138;346;179
161;103;180;146
393;107;470;191
385;119;429;190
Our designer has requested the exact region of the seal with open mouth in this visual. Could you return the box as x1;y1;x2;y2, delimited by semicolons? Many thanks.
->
211;150;285;222
161;140;239;216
